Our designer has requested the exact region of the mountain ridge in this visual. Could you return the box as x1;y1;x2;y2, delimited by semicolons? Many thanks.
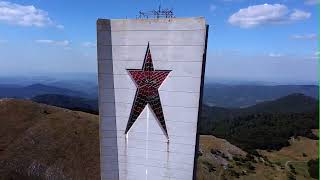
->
203;84;318;108
32;94;98;114
0;83;88;99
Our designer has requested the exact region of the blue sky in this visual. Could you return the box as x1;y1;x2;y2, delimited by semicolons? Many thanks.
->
0;0;318;84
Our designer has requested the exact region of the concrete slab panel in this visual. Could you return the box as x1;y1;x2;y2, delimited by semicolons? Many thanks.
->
98;46;204;61
98;17;207;180
97;17;206;31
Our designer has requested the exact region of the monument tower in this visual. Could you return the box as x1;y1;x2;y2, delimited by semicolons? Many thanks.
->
97;7;208;180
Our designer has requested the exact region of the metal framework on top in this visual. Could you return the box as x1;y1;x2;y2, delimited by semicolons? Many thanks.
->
137;5;175;19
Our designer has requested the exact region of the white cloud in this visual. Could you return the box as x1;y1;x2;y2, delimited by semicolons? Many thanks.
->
228;4;311;28
0;39;7;43
35;39;70;46
209;4;217;11
305;52;319;60
221;0;244;2
0;1;62;28
56;24;64;30
310;56;318;60
305;0;319;5
63;46;72;50
269;53;283;57
82;42;96;48
289;9;311;21
291;33;317;40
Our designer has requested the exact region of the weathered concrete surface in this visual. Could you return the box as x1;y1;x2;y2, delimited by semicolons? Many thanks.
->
97;17;207;180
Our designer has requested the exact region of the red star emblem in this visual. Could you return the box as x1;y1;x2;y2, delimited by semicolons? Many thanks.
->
126;43;171;138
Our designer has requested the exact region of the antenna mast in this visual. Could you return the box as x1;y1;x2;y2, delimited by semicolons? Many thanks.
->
137;4;175;19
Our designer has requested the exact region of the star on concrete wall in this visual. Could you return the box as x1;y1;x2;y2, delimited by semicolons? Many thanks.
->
126;43;171;138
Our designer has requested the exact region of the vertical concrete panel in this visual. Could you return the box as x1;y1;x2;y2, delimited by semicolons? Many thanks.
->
98;17;207;180
97;19;119;180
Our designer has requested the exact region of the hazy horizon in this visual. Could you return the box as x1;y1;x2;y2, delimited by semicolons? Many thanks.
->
0;72;317;86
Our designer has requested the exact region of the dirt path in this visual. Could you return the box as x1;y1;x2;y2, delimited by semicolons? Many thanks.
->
218;169;224;180
285;160;308;170
285;160;309;175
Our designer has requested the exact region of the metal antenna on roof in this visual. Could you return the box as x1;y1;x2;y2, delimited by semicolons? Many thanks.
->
137;2;175;19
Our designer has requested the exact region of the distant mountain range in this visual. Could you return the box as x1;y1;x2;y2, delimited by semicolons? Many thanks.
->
0;74;98;98
0;83;98;114
0;84;88;99
32;94;98;114
0;81;318;109
45;80;98;99
203;84;318;108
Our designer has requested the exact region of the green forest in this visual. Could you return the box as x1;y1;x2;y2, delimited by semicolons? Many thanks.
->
199;93;319;152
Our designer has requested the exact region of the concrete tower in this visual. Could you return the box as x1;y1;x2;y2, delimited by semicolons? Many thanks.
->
97;17;208;180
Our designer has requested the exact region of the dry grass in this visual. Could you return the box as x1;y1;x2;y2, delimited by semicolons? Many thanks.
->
0;99;100;180
197;135;247;180
198;134;318;180
260;136;318;180
260;136;318;163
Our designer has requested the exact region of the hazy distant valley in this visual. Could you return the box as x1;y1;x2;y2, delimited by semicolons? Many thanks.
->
0;75;318;109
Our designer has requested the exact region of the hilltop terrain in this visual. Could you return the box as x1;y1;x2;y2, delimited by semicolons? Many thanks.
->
197;134;318;180
0;99;100;180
